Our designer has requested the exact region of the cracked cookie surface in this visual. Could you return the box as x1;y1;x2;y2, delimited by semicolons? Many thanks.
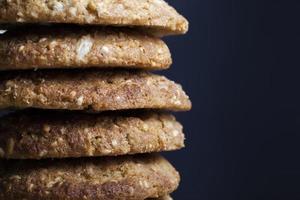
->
0;0;188;36
0;27;171;71
0;154;179;200
0;110;184;159
0;69;192;111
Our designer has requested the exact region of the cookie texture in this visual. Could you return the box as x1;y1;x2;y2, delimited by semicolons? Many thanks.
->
0;154;179;200
0;27;171;71
0;0;188;36
0;70;192;111
0;110;185;159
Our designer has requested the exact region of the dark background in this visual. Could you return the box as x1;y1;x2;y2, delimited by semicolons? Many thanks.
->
163;0;300;199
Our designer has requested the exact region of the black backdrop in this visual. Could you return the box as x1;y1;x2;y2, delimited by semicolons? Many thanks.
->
163;0;300;199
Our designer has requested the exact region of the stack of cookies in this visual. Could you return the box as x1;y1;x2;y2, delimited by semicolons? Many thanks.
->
0;0;191;199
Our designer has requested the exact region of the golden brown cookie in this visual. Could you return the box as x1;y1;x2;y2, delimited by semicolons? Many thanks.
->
0;69;192;111
0;27;171;71
0;0;188;36
0;154;179;200
0;110;185;159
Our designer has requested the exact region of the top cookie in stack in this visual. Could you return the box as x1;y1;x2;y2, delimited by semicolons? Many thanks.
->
0;0;191;199
0;0;188;36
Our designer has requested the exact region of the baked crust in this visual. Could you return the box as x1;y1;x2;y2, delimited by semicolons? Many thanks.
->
0;27;171;70
0;154;179;200
0;0;188;36
0;110;184;159
0;70;192;111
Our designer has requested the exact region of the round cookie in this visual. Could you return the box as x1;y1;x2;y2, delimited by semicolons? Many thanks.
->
0;0;188;36
0;27;171;71
0;110;185;159
0;154;180;200
0;70;192;111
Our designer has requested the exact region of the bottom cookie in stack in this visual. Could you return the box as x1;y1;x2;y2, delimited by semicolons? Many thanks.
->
0;154;178;200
